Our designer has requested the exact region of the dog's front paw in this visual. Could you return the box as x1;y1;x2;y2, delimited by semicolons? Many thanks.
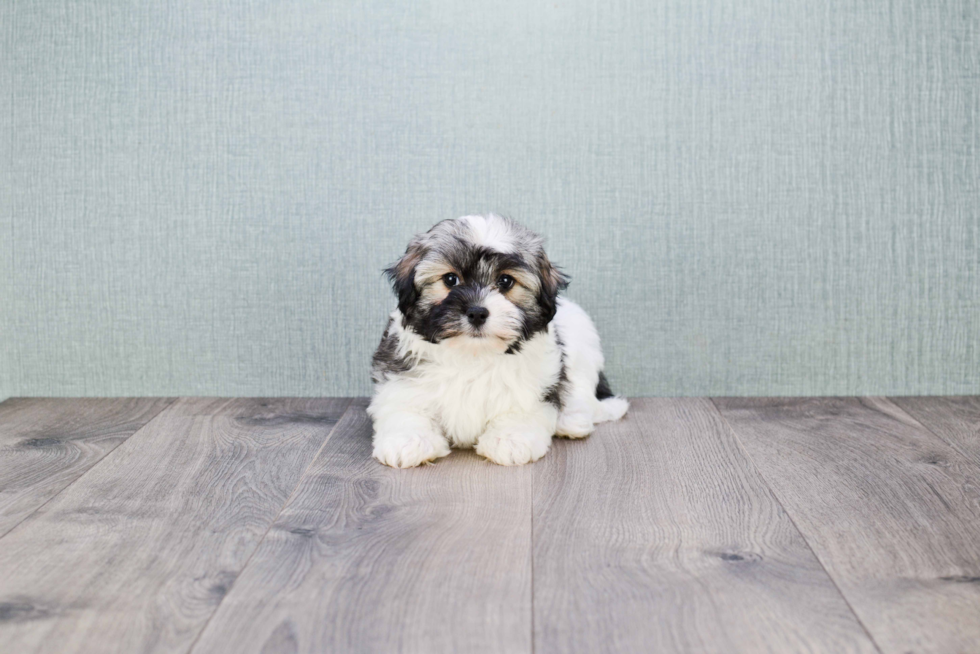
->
373;432;450;468
476;430;549;466
556;410;595;439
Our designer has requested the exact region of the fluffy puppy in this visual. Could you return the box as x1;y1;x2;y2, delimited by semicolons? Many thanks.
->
369;214;628;468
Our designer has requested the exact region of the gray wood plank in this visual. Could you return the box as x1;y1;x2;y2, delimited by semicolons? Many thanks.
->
190;399;533;654
890;396;980;465
533;397;877;654
0;398;174;537
714;397;980;654
0;397;350;654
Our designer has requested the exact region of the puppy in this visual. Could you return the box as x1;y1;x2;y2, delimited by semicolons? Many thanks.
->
368;214;628;467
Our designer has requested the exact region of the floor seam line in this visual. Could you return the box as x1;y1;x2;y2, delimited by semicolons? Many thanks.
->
530;461;536;654
882;396;979;466
707;397;885;654
182;396;354;654
0;397;179;542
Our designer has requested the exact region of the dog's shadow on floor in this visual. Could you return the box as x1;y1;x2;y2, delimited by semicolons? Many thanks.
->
411;437;595;471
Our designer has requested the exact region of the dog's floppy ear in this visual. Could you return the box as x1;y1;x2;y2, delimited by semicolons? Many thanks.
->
384;238;426;316
536;254;570;323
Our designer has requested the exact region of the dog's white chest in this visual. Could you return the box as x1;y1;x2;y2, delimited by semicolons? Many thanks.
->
418;335;561;447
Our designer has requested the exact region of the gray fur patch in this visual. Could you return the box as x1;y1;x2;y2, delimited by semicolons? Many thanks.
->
371;320;415;383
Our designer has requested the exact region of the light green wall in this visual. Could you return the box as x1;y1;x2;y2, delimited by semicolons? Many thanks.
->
2;1;978;398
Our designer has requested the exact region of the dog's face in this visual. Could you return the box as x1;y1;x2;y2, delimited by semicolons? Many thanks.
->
386;214;569;352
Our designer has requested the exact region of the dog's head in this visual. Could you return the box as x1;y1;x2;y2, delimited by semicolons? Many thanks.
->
385;214;569;352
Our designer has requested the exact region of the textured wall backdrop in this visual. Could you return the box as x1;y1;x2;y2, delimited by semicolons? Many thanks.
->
1;1;978;398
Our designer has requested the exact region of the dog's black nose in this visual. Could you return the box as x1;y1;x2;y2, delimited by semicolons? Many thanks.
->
466;306;490;327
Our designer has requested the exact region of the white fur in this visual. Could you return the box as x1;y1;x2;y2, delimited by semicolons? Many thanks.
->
551;299;629;437
456;214;517;253
369;297;629;467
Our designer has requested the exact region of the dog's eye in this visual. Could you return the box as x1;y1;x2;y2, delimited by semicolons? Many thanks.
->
497;274;515;292
443;273;459;288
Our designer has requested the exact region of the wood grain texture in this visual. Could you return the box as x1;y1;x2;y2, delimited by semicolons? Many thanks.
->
714;397;980;654
533;397;877;654
0;397;350;654
890;396;980;465
190;399;533;654
0;397;174;537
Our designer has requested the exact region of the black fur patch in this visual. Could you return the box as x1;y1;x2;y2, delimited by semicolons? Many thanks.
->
411;283;485;344
542;328;568;409
595;371;614;400
386;266;419;317
535;256;570;326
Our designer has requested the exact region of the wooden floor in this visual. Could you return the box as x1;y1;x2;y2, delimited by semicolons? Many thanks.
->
1;397;978;654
